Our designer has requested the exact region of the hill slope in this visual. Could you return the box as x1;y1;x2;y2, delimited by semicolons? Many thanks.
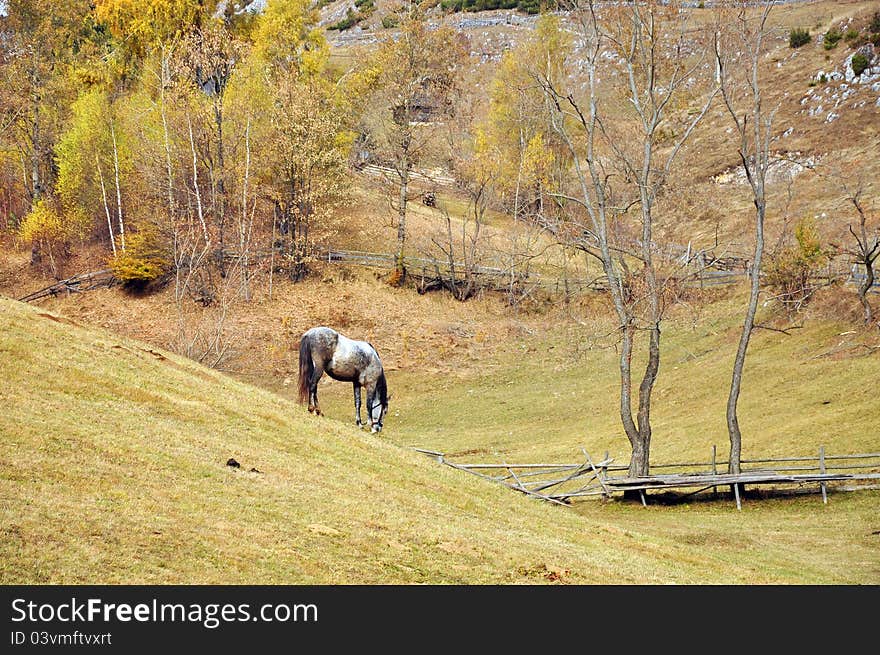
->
1;296;878;584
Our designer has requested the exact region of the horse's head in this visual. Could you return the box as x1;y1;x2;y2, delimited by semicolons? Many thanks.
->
369;397;388;433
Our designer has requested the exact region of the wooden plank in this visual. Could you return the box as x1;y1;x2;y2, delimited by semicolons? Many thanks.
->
504;464;570;506
584;449;611;498
527;466;595;493
415;447;880;507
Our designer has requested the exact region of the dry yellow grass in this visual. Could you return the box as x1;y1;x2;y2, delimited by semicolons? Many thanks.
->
1;296;878;584
1;0;879;586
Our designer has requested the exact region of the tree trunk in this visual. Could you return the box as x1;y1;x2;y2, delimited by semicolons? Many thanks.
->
395;163;409;283
617;319;642;477
188;119;209;245
214;101;227;277
634;322;660;477
111;123;125;251
727;201;764;474
858;259;874;326
96;155;116;256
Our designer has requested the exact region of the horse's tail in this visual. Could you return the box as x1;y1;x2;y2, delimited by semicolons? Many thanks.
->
297;334;313;404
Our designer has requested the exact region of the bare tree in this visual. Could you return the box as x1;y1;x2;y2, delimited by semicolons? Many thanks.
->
839;180;879;327
537;2;716;477
715;2;775;475
177;25;244;276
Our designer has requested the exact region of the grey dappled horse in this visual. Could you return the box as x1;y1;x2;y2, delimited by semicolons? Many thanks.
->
297;326;389;432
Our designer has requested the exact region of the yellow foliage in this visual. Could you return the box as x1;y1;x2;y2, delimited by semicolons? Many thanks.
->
522;134;555;187
765;218;829;307
95;0;204;57
19;200;66;245
251;0;328;77
109;225;170;284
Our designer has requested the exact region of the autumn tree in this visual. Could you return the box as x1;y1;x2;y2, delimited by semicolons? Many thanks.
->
17;199;66;276
94;0;207;63
480;17;569;305
54;88;130;254
837;179;879;327
0;0;94;259
359;13;466;283
174;23;246;274
245;0;349;282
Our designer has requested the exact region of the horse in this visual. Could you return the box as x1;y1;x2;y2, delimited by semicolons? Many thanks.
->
297;326;389;433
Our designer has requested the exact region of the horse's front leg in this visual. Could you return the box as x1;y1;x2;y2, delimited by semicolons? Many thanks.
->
354;383;363;428
365;387;378;433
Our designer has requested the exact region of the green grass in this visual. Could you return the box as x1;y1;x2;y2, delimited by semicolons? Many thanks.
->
380;292;880;465
1;295;878;584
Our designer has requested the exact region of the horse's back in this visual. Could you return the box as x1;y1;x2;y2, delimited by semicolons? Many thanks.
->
303;326;338;351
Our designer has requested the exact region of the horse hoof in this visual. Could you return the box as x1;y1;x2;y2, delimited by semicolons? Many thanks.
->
308;406;315;414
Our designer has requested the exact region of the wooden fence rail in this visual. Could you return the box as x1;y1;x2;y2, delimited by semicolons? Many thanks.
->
415;447;880;510
18;242;877;305
18;269;115;303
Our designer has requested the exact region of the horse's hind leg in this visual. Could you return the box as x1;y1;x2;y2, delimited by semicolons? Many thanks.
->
354;383;363;428
308;365;325;416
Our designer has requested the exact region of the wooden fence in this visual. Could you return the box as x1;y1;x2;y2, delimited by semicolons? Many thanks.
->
17;244;877;305
414;447;880;510
17;269;115;303
323;248;609;294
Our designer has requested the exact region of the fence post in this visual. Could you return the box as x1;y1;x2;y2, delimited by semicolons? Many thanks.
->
819;446;828;505
711;444;718;499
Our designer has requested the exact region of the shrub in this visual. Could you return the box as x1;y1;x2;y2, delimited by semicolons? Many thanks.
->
440;0;554;13
19;199;69;275
851;53;869;76
789;27;811;48
765;218;828;310
108;225;170;287
381;15;399;29
823;29;843;50
328;8;358;31
870;11;880;34
844;27;867;48
19;200;65;246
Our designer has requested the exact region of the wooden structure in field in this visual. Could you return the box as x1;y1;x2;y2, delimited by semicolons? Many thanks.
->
18;269;115;303
414;448;880;510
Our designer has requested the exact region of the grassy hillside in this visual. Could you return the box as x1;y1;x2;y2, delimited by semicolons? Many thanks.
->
1;296;878;584
383;292;880;465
